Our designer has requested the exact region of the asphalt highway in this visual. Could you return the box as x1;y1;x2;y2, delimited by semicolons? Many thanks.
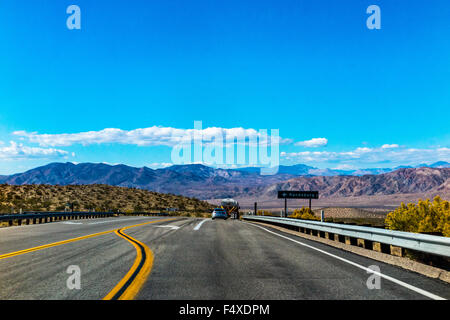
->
0;216;449;300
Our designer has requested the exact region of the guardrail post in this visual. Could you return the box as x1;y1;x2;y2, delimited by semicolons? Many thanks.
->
373;242;390;254
325;232;335;241
390;245;404;257
357;238;369;249
345;236;357;246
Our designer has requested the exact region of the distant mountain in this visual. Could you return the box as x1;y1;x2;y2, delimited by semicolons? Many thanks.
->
0;162;295;199
236;165;392;176
263;167;450;198
429;161;450;168
349;168;393;176
236;164;315;175
0;162;449;200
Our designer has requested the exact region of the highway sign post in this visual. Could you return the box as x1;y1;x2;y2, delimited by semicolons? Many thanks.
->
277;191;319;217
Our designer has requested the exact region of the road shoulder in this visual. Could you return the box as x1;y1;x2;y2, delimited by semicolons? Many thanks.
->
245;220;450;284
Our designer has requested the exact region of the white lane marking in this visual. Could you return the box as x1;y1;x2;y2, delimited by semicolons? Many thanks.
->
245;222;446;300
154;225;180;230
61;222;83;225
194;219;209;231
87;217;153;225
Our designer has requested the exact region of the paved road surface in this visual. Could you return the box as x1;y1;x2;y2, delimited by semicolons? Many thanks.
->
0;216;448;300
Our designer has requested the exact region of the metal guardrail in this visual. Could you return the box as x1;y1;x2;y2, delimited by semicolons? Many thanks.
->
242;215;450;258
0;211;173;225
0;212;114;222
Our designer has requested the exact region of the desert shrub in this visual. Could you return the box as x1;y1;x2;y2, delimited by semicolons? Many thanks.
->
385;196;450;237
291;207;320;221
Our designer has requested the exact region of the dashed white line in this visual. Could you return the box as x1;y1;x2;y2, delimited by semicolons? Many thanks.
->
245;222;446;300
194;219;209;231
154;225;180;230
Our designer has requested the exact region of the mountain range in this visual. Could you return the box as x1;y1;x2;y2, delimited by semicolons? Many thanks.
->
0;162;449;201
236;161;450;176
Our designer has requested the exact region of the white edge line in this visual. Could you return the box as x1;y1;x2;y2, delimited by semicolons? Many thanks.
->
244;221;446;300
194;219;209;231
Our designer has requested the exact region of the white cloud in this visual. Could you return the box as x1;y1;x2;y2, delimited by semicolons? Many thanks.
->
147;162;173;169
295;138;328;148
332;164;357;170
381;144;399;149
0;141;69;160
281;145;450;167
13;126;292;148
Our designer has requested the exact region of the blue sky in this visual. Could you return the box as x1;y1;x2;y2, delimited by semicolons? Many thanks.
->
0;0;449;174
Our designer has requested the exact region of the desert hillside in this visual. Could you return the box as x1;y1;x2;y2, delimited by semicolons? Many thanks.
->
0;184;214;214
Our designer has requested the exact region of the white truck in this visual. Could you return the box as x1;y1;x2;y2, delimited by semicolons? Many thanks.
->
220;198;240;219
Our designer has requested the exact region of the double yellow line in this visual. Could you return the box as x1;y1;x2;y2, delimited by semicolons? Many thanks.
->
102;219;177;300
102;228;153;300
0;217;178;300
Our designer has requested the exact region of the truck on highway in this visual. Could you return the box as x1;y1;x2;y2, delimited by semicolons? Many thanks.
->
220;198;240;219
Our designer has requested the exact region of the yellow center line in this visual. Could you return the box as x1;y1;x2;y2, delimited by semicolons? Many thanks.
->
0;217;178;260
104;218;179;300
102;229;154;300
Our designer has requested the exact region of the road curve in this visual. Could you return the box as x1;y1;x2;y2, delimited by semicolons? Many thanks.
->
0;216;449;300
